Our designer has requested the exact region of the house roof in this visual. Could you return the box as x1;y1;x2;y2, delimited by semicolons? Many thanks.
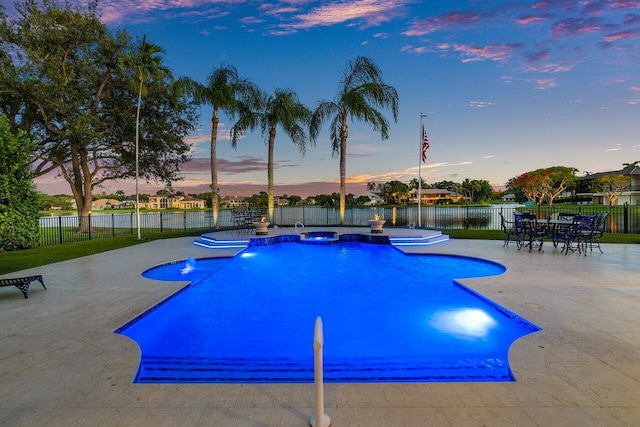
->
356;192;382;200
578;165;639;180
92;198;122;208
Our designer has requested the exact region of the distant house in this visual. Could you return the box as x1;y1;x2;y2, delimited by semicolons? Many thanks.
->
146;195;205;210
221;196;247;208
121;198;137;209
356;192;383;206
274;197;289;206
501;193;516;202
576;166;640;205
92;198;122;210
410;188;464;204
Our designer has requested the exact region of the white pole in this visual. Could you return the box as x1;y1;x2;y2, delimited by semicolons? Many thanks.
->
310;317;330;427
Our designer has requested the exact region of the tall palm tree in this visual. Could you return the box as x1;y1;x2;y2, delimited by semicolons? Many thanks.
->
310;56;398;224
121;35;170;240
231;88;311;222
175;65;256;228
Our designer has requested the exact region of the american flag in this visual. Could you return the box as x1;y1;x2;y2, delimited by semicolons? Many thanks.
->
421;127;430;163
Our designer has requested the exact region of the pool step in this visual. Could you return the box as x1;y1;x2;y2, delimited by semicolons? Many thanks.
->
193;235;249;250
389;231;450;247
134;354;510;383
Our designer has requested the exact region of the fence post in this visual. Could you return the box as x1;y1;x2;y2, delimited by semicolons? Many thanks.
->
465;204;469;229
58;215;63;244
160;212;163;233
111;214;115;237
623;204;629;234
183;211;187;231
88;214;92;240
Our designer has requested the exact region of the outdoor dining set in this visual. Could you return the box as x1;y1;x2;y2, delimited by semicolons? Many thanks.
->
500;211;609;255
231;208;268;231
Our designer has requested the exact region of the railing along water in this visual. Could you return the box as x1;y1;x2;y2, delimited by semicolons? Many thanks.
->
37;205;639;247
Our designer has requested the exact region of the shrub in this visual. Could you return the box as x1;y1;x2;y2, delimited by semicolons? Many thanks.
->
0;115;40;251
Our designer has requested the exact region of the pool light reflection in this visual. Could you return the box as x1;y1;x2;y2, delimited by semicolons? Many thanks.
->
431;308;498;338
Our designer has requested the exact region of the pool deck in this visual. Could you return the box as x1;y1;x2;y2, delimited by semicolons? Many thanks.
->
1;227;639;426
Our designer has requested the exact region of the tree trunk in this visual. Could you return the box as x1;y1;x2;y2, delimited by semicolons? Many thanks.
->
135;80;142;239
339;119;348;225
211;108;219;228
268;123;276;223
64;144;94;233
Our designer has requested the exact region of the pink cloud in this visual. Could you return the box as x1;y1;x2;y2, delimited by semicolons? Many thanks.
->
551;17;609;37
403;10;481;36
514;14;550;25
442;43;523;63
98;0;246;24
603;29;639;42
624;14;640;25
289;0;408;30
612;0;640;11
523;48;551;63
532;78;557;90
400;45;430;55
527;63;575;73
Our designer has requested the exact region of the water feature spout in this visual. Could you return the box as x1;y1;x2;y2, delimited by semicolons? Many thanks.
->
180;256;196;274
295;221;304;232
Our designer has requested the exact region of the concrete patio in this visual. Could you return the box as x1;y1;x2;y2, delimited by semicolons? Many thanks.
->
1;227;639;426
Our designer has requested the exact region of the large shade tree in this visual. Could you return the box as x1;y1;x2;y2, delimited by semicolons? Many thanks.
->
511;166;577;206
594;174;629;206
175;65;257;228
231;88;310;222
0;0;196;231
121;35;171;240
310;56;398;225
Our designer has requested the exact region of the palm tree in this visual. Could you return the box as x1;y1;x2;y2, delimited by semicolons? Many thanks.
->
310;56;398;224
231;88;311;222
120;35;170;240
175;65;257;228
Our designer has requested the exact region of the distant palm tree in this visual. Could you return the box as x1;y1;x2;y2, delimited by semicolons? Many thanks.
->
175;65;257;227
310;56;398;224
121;35;170;240
231;88;311;222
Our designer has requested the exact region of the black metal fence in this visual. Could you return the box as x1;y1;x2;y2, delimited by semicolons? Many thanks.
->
38;204;640;247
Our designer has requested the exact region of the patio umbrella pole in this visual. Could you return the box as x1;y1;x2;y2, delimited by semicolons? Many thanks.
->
310;317;331;427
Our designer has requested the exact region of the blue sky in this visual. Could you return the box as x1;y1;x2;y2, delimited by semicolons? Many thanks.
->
30;0;640;197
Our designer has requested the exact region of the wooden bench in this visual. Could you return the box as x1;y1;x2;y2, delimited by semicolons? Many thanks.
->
0;275;46;299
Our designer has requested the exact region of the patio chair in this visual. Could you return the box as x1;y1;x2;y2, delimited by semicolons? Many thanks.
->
588;213;608;253
498;212;516;247
562;215;595;256
0;275;46;298
516;213;544;252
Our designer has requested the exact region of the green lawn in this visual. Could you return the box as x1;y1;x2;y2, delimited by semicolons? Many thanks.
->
0;230;202;275
1;228;638;276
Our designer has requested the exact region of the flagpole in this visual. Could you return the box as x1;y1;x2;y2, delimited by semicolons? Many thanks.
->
418;113;427;228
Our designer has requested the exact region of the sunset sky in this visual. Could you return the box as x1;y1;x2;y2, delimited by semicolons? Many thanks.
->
25;0;640;197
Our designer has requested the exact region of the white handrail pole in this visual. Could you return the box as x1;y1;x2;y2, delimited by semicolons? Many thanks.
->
310;316;330;427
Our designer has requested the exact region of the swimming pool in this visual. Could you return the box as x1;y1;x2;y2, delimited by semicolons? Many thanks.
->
116;236;540;383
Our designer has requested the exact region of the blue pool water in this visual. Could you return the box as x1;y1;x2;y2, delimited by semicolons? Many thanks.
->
116;238;540;383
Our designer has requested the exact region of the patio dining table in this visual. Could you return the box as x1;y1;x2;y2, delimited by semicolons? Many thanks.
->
514;216;575;253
